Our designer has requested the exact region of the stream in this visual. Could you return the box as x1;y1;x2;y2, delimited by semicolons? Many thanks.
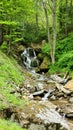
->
23;71;73;130
2;47;73;130
20;48;73;130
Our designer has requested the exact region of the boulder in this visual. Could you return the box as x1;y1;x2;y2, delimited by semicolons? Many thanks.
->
37;53;43;61
64;80;73;91
36;56;49;73
28;123;46;130
39;57;49;70
17;45;25;53
12;101;69;130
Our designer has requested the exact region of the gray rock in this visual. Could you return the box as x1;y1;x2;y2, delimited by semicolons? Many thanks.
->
65;112;73;118
12;101;70;130
50;95;56;100
28;123;46;130
69;97;73;103
20;120;29;128
48;124;56;130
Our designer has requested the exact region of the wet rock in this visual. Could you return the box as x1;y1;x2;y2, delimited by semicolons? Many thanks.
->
13;101;69;130
50;95;56;100
42;89;55;101
65;112;73;118
28;123;46;130
50;74;69;84
35;82;44;91
20;120;29;128
32;90;47;97
55;83;71;95
47;124;56;130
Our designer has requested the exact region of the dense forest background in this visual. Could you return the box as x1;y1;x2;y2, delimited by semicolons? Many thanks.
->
0;0;73;74
0;1;73;129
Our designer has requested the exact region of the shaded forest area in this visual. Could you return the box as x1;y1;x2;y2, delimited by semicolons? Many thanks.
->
0;0;73;74
0;1;73;130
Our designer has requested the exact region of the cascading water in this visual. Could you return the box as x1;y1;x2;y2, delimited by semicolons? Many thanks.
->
21;47;39;70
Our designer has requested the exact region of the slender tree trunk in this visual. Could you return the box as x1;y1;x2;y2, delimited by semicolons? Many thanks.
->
65;0;68;36
52;0;57;64
42;0;53;62
70;0;73;26
42;0;57;64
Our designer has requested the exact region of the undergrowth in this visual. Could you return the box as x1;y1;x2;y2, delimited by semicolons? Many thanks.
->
0;119;25;130
0;50;26;110
49;32;73;76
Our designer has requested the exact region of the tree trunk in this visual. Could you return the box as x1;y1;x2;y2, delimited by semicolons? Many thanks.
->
64;0;68;36
42;0;57;64
42;0;52;61
52;0;57;64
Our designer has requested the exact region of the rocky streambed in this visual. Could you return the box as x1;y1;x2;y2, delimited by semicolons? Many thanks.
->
1;70;73;130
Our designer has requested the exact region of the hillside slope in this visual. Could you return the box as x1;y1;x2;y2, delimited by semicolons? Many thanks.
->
0;50;26;130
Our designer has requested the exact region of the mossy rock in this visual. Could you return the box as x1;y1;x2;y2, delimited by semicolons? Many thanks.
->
39;56;49;69
17;45;25;52
37;53;43;60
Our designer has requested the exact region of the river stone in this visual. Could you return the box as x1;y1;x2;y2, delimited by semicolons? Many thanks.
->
28;123;46;130
13;101;69;130
69;97;73;103
65;112;73;118
64;80;73;91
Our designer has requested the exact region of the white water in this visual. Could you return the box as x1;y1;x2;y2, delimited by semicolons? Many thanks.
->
21;47;39;70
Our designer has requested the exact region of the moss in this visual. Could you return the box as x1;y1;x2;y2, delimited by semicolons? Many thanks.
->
0;118;26;130
0;50;27;109
0;51;24;86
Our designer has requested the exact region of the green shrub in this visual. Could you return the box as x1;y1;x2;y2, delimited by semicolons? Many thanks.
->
49;63;60;74
49;32;73;75
42;43;50;56
49;51;73;74
56;32;73;60
57;51;73;71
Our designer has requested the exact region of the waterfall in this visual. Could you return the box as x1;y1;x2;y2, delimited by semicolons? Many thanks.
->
21;47;39;70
